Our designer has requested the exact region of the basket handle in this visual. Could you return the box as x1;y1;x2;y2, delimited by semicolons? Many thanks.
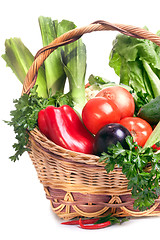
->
22;20;160;95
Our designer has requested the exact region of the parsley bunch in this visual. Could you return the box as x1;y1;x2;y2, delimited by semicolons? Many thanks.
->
6;86;73;162
99;136;160;211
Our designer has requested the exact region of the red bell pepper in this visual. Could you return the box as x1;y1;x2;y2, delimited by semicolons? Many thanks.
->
38;105;94;154
37;109;49;138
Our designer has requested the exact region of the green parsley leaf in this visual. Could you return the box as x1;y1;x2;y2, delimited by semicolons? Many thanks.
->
99;136;160;211
5;85;74;161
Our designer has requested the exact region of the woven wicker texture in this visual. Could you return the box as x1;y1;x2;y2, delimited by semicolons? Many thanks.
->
24;20;160;219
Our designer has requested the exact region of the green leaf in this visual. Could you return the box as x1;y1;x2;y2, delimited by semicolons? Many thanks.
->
109;50;121;77
88;74;110;85
142;60;160;97
99;136;160;211
47;91;74;107
2;38;48;98
109;29;160;106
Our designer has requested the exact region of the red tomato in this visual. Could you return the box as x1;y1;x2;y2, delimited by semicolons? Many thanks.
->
120;117;152;147
82;97;121;135
96;86;135;119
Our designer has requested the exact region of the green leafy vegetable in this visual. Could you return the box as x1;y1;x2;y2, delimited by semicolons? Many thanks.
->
99;136;160;211
109;30;160;111
2;38;48;98
5;86;74;161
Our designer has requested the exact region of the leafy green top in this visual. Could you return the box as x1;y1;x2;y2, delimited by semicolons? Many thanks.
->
5;86;73;162
99;136;160;211
109;30;160;113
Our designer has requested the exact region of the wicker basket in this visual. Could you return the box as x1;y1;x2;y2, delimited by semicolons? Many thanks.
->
22;20;160;220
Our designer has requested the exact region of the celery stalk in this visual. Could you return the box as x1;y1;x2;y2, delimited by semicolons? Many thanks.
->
38;16;66;94
2;38;48;98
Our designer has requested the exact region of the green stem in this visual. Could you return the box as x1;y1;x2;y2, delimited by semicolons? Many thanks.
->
38;16;66;94
142;60;160;98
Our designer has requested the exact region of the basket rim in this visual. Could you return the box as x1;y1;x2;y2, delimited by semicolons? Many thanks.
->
29;128;104;167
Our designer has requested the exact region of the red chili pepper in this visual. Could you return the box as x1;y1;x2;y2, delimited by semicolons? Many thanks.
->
79;218;111;229
38;105;94;154
62;215;129;228
61;218;99;225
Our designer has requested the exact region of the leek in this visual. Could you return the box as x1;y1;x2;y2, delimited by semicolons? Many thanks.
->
2;38;48;98
59;20;86;111
38;16;66;94
2;17;87;111
38;17;87;112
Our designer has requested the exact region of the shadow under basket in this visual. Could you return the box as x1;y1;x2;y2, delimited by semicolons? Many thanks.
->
22;20;160;220
28;129;160;220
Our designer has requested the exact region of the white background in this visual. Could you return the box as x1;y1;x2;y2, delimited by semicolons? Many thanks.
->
1;1;160;239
